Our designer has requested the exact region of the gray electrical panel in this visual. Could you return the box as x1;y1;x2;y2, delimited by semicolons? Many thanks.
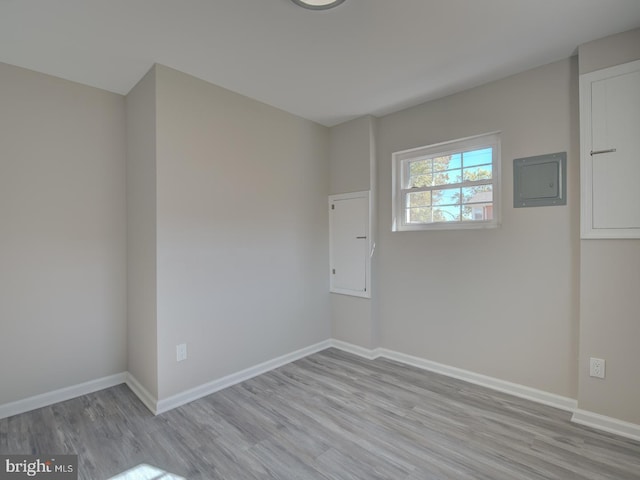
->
513;152;566;208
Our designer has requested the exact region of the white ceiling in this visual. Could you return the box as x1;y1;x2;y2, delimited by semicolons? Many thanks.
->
1;0;639;126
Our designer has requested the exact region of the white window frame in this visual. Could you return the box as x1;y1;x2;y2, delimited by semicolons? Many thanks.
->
392;132;501;232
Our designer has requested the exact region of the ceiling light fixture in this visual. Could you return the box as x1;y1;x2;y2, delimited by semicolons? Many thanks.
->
290;0;346;10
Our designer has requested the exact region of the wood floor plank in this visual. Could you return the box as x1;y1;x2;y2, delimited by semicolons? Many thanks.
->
1;348;639;479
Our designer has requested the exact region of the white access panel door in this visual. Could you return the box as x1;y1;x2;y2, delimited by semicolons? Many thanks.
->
581;59;640;238
329;191;370;298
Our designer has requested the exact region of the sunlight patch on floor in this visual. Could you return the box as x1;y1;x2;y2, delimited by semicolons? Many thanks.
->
108;463;186;480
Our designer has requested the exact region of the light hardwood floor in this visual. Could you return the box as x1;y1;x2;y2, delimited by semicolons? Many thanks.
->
1;348;639;479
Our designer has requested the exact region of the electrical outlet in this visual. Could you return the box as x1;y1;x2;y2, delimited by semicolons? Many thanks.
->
589;357;605;379
176;343;187;362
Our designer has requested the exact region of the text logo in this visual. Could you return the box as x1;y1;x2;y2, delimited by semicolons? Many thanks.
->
0;455;77;480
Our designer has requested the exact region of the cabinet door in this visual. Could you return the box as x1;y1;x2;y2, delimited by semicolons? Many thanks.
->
581;60;640;238
329;192;370;297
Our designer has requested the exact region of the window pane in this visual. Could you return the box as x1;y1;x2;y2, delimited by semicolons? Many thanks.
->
409;158;431;175
432;188;461;206
462;186;493;204
409;159;431;177
408;159;433;187
433;206;461;222
463;148;492;167
406;207;433;224
462;203;493;221
433;169;462;186
448;153;462;170
463;165;492;182
433;153;461;171
393;132;499;231
406;191;431;207
409;174;433;188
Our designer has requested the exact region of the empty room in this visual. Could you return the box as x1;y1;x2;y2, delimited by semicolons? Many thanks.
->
1;1;640;479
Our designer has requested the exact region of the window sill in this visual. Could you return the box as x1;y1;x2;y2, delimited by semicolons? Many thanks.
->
392;219;499;232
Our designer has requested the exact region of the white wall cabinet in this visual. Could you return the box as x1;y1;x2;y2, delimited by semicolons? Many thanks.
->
329;191;371;298
580;59;640;238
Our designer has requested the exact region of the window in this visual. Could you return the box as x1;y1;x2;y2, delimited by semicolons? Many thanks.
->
392;132;500;231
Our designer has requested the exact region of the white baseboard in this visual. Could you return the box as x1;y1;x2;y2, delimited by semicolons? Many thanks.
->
572;409;640;442
330;339;380;360
125;373;158;415
0;341;331;420
330;341;640;442
155;340;332;414
0;372;127;420
329;340;577;412
5;339;639;444
376;348;578;412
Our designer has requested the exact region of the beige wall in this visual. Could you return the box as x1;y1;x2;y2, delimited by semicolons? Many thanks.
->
331;286;374;348
578;28;640;75
154;65;330;400
125;67;159;398
330;116;373;195
329;116;378;349
0;62;127;404
375;58;580;398
577;28;640;424
578;242;640;423
2;25;637;429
